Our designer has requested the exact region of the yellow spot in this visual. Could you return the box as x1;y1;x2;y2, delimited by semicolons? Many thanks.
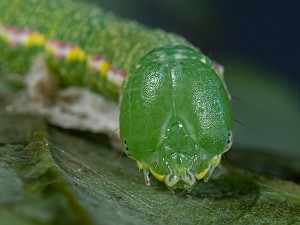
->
195;167;209;180
25;32;46;47
195;155;222;180
136;161;146;170
67;47;86;62
210;154;221;168
149;167;165;182
100;61;109;77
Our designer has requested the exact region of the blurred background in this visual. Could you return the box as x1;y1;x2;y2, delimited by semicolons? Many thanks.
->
88;0;300;180
89;0;300;90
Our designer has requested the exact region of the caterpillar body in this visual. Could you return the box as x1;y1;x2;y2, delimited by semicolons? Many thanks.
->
0;0;234;190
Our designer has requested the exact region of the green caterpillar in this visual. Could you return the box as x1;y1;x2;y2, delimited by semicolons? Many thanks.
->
0;0;234;190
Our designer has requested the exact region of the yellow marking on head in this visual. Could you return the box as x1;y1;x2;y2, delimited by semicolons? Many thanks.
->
149;167;165;182
25;32;46;47
100;61;109;77
210;154;221;168
136;161;148;170
67;47;86;62
195;155;222;181
195;167;209;180
136;161;143;169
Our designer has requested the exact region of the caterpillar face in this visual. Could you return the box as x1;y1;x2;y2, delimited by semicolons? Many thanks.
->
120;46;234;189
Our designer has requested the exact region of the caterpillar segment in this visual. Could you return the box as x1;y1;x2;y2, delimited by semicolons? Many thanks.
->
0;23;126;100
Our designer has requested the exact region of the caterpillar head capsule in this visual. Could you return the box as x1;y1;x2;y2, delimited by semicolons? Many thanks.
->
120;46;234;190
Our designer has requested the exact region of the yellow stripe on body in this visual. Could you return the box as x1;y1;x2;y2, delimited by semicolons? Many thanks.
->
25;32;46;47
99;61;109;77
67;47;86;62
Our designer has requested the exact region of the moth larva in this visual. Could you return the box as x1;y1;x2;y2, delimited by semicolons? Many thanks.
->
0;0;234;190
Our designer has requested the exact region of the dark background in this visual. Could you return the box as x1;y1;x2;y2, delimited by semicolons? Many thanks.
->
90;0;300;93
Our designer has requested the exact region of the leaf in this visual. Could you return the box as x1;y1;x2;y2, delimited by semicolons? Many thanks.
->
0;114;94;225
0;113;299;225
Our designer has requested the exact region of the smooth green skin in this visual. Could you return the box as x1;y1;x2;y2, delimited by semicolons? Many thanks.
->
120;46;233;189
0;0;234;189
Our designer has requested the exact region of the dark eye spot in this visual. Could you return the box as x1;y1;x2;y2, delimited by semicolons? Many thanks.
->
228;133;231;136
126;147;129;151
228;140;230;144
124;140;127;144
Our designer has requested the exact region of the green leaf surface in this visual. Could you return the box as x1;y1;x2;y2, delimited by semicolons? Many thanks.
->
0;115;94;225
0;112;299;225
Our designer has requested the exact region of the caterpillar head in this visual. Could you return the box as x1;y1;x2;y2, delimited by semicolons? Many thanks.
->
120;46;234;190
